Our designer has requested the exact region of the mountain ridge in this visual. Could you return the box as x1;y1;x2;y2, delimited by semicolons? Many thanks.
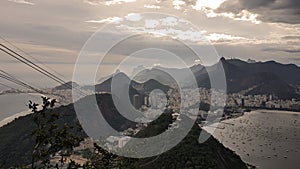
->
57;59;300;100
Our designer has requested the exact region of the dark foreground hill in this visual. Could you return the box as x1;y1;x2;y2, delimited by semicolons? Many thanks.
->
128;113;250;169
0;94;249;168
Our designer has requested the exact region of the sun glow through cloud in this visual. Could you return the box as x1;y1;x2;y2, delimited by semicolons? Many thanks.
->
8;0;34;5
192;0;226;10
85;17;123;24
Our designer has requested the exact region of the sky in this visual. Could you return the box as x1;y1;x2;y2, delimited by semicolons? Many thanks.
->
0;0;299;88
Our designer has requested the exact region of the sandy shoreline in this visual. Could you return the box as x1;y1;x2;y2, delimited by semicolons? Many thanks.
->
252;109;300;115
0;92;69;128
0;93;43;128
0;109;32;128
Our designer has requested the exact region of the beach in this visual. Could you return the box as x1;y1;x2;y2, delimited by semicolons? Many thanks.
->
0;93;42;127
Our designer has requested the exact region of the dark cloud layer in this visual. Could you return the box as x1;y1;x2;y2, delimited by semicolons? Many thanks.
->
282;36;300;40
217;0;300;24
263;48;300;53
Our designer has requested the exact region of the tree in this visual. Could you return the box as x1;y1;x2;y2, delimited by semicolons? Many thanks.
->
85;143;137;169
29;96;84;169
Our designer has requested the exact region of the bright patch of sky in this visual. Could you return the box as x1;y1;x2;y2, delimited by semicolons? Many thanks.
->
84;0;136;6
1;0;299;87
172;0;186;10
144;4;161;9
206;33;245;42
8;0;34;5
86;17;123;24
192;0;226;10
203;9;261;24
125;13;142;22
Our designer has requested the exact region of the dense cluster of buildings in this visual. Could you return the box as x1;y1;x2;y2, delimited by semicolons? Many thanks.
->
64;85;300;154
227;93;300;111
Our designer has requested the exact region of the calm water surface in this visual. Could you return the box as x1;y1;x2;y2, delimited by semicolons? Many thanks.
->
205;110;300;169
0;93;41;122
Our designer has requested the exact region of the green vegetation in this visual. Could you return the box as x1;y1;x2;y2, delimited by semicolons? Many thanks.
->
29;96;84;168
126;113;249;169
0;94;250;168
0;98;86;168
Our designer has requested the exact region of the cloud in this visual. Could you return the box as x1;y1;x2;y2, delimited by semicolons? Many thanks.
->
194;59;201;63
124;13;142;22
282;36;300;40
216;0;300;24
160;17;179;26
83;0;136;6
206;33;246;42
144;4;161;9
145;19;160;28
192;0;226;10
86;13;141;24
86;17;123;24
118;24;207;42
263;47;300;53
8;0;34;5
172;0;186;10
202;9;261;24
1;0;300;85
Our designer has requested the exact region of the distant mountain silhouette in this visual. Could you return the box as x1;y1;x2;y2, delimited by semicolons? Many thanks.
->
244;73;298;100
95;72;134;93
54;81;79;90
79;59;300;100
94;72;170;94
85;72;171;110
128;59;300;100
221;59;300;99
133;67;186;86
134;79;170;93
133;65;204;87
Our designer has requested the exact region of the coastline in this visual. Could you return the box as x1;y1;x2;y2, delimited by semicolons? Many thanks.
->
0;109;32;128
252;109;300;115
0;92;42;128
203;109;300;169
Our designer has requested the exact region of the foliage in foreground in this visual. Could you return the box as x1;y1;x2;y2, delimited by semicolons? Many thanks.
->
3;94;250;169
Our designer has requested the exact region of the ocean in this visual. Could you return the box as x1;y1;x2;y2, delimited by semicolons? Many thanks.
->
204;110;300;169
0;93;42;127
1;93;300;168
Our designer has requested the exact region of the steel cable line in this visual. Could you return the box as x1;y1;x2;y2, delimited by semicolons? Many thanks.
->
0;70;69;104
0;71;80;131
0;44;89;97
0;37;86;97
1;68;85;99
0;82;20;91
0;81;47;99
0;45;67;87
0;69;43;92
0;70;44;93
0;36;67;81
0;73;44;94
